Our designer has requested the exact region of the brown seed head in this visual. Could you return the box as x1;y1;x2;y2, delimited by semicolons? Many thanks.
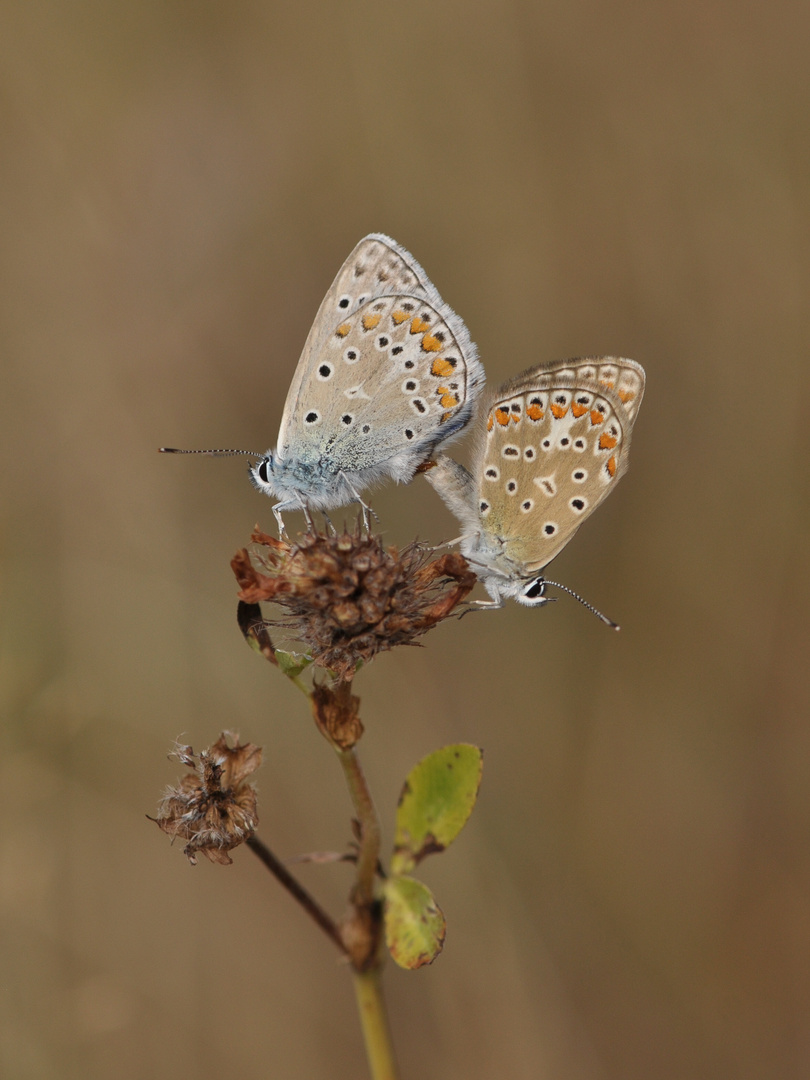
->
151;733;262;865
232;528;476;680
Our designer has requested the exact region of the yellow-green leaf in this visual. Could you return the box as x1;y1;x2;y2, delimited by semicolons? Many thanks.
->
383;875;446;969
391;744;483;876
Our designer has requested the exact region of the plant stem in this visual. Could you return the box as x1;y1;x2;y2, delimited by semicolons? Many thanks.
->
246;835;347;955
338;747;401;1077
288;673;311;698
338;746;381;904
353;968;401;1080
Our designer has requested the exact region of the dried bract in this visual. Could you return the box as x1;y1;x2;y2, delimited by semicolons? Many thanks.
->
151;733;262;865
231;529;476;680
311;681;363;750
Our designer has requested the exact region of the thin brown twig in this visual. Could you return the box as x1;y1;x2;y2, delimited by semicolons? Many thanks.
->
246;834;348;956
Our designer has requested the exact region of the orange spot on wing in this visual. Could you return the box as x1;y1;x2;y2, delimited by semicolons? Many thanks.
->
606;455;617;477
550;403;568;419
336;323;351;337
511;412;521;423
410;316;430;335
571;402;588;418
618;389;636;403
431;358;455;377
487;414;494;431
441;411;453;423
495;407;510;426
526;404;544;421
590;409;605;425
440;393;459;409
599;379;615;389
362;313;381;330
391;309;409;324
421;333;442;352
599;433;618;450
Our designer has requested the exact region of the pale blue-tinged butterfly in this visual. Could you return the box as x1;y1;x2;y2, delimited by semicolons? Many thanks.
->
425;357;645;621
162;234;484;530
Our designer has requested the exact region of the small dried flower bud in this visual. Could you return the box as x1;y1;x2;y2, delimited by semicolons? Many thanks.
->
232;529;476;680
151;733;262;865
311;681;364;750
340;898;383;972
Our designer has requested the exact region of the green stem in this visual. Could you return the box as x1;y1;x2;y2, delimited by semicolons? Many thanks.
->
338;746;381;904
288;673;311;697
353;968;401;1080
335;726;401;1080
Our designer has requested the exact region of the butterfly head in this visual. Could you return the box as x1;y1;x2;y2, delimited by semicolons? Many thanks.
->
515;576;551;608
249;453;276;496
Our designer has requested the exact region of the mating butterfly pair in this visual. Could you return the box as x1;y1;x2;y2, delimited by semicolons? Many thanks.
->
163;234;645;614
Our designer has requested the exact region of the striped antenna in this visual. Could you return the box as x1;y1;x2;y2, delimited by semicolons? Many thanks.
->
542;579;620;630
159;447;263;458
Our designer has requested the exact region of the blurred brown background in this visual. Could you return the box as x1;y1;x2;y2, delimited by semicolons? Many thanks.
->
2;2;809;1077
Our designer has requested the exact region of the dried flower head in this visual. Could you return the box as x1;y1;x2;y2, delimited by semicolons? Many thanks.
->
151;733;262;865
231;528;476;680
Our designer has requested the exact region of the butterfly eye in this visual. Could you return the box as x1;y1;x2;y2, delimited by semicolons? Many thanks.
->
258;459;270;483
521;578;547;604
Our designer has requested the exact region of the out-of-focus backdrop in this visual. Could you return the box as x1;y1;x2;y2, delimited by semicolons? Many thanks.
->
3;3;809;1078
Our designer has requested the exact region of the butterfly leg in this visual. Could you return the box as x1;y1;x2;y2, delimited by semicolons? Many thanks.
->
302;505;316;532
457;597;503;619
425;535;464;552
339;473;378;532
272;503;289;539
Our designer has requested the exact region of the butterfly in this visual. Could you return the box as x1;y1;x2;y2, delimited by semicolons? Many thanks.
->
163;234;483;531
425;357;645;615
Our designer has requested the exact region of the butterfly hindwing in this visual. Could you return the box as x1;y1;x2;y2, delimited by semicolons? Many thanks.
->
474;358;645;571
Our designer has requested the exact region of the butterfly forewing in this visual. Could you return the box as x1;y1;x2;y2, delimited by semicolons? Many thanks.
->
476;357;644;571
277;235;480;468
277;235;441;451
279;294;475;470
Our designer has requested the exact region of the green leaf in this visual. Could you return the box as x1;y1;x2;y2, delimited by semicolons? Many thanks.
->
383;875;446;969
275;650;313;678
391;744;483;876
